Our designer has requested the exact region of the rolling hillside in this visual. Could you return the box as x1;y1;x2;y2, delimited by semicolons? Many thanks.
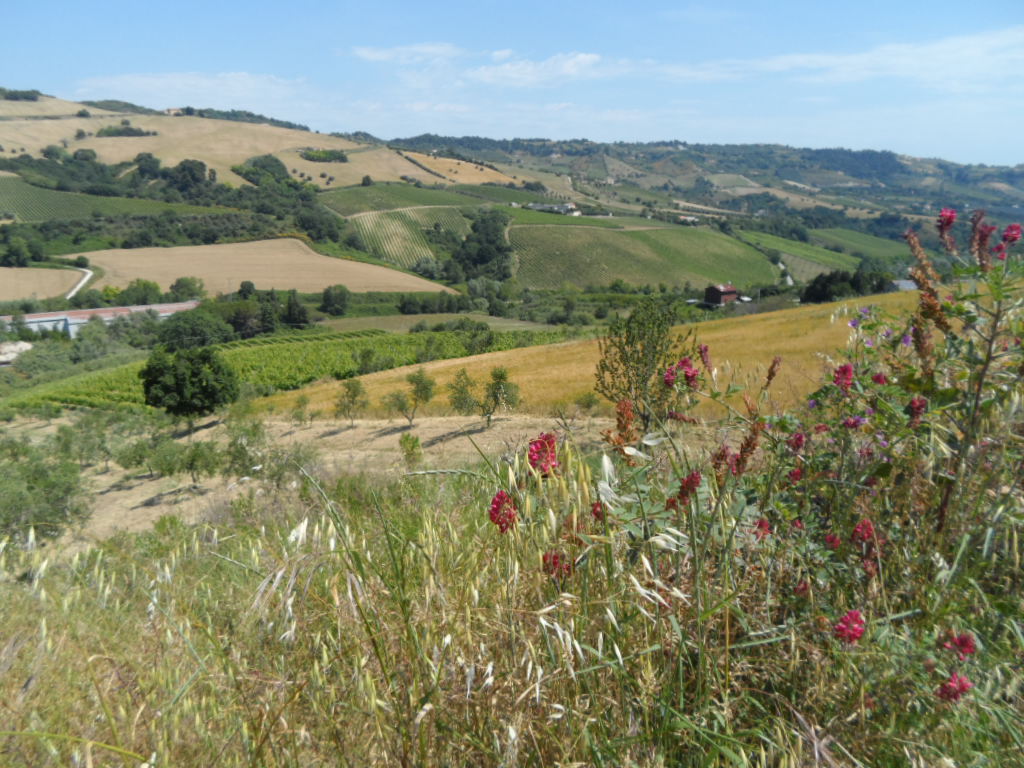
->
0;173;225;222
511;224;773;289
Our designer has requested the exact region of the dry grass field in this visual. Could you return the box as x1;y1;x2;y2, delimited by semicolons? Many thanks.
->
0;266;79;301
265;290;920;418
0;111;360;186
86;238;455;294
403;151;519;185
0;95;118;118
277;147;437;188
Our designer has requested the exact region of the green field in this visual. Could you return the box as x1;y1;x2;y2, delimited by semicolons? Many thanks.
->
739;230;860;272
319;184;479;215
506;207;625;227
0;176;227;222
350;207;473;268
812;228;913;261
511;225;773;290
449;184;552;204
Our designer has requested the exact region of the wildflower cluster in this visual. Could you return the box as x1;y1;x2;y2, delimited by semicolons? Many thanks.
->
488;489;517;533
527;432;559;476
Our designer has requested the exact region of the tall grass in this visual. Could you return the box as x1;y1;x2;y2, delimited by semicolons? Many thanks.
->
1;210;1022;765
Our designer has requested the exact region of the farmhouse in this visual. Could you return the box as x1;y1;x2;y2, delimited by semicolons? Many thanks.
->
525;202;581;216
704;284;739;306
0;301;199;339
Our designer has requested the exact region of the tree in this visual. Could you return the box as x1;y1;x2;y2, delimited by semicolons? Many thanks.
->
237;280;256;300
167;276;206;302
594;295;682;429
384;368;436;425
157;309;235;351
118;278;163;306
334;379;368;426
320;284;350;316
139;347;240;425
447;367;520;427
361;175;374;186
282;289;309;328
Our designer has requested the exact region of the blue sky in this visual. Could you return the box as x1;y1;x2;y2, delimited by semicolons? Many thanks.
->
4;1;1023;164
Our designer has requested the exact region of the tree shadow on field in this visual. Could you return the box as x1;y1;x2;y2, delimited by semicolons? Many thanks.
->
372;424;413;438
133;485;210;510
423;423;488;448
319;425;355;438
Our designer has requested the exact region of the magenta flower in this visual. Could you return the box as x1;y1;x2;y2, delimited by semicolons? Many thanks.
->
907;396;928;426
833;610;866;644
788;466;803;483
943;633;977;661
936;673;973;702
528;432;559;476
663;366;678;388
825;533;842;550
833;363;854;395
542;549;573;578
488;490;517;533
754;518;772;541
938;208;957;230
872;372;888;385
852;518;875;543
1003;223;1022;244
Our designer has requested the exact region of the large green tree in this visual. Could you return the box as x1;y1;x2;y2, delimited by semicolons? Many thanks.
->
139;347;239;423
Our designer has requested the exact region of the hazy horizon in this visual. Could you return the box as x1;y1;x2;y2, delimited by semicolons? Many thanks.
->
4;0;1022;166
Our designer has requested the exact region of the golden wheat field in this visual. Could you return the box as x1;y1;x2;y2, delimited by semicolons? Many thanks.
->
86;238;455;294
265;291;921;418
0;95;118;119
0;266;80;301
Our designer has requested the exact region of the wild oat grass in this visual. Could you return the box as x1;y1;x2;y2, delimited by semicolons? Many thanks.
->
1;212;1022;766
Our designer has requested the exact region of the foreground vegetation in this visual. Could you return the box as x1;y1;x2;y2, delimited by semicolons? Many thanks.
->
1;209;1022;765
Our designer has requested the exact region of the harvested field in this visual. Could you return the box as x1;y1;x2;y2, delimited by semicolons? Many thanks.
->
402;151;518;185
0;114;359;186
278;146;439;188
268;290;921;417
0;267;79;301
86;238;455;294
0;95;118;118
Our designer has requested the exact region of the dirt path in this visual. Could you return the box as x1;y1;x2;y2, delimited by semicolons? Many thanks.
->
51;414;611;557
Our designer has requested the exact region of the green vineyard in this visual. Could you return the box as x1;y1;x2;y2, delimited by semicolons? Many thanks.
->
349;207;472;268
510;225;773;290
4;328;565;411
0;176;227;222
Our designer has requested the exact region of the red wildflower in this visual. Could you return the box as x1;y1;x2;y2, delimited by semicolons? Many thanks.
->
936;673;973;702
825;533;842;550
699;343;712;370
488;490;517;533
792;518;805;530
666;470;702;511
833;610;866;644
754;518;772;541
787;431;806;453
907;396;928;427
663;366;678;388
542;549;573;578
943;633;977;661
872;372;888;385
813;423;830;434
833;363;854;395
1003;222;1022;244
852;518;875;543
590;500;605;522
528;432;559;476
937;208;957;231
794;579;810;597
788;467;803;483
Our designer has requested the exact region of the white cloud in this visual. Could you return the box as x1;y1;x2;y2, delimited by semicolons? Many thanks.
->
660;26;1024;88
468;52;615;87
351;43;464;64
